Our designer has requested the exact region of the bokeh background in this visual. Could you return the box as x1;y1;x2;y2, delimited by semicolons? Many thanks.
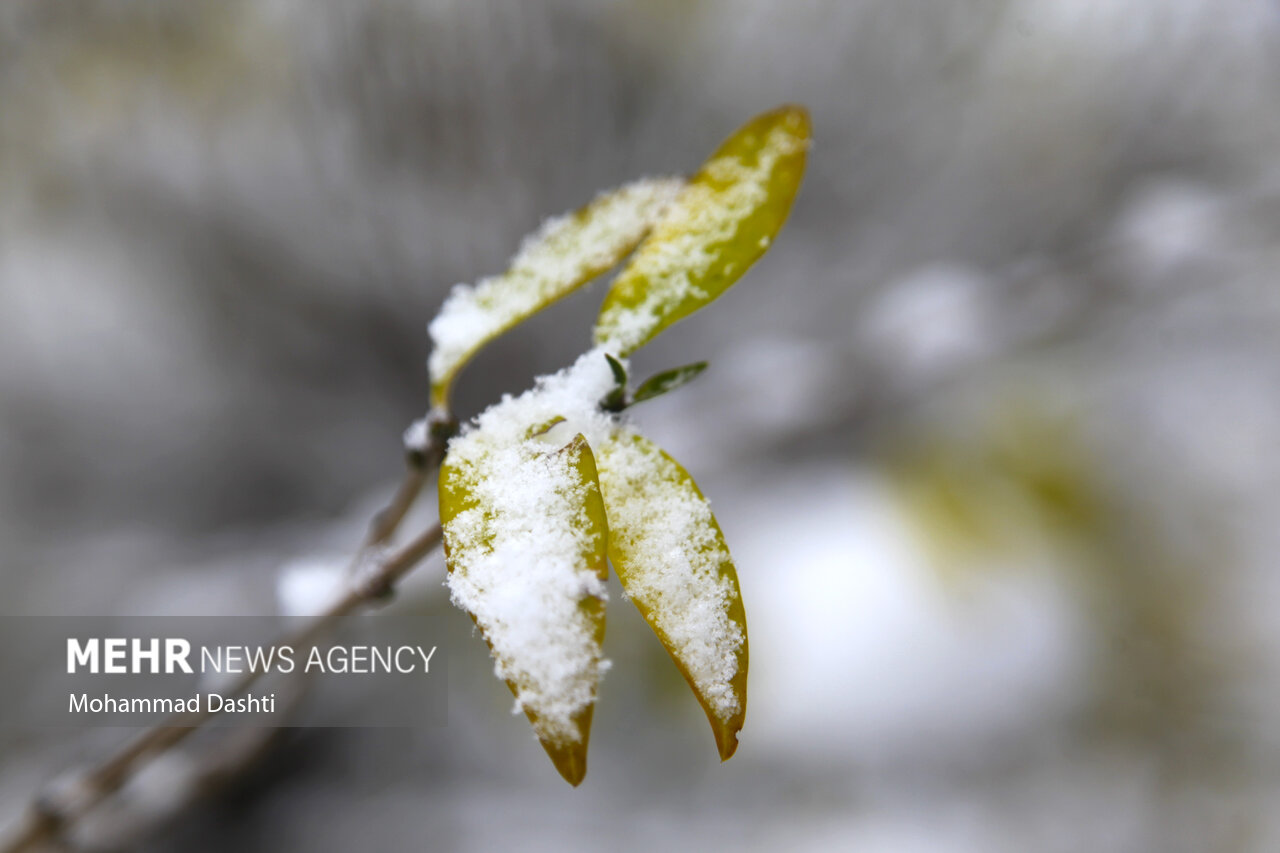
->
4;1;1280;850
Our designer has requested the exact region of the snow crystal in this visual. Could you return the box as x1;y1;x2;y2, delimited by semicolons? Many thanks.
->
594;434;745;721
427;178;682;400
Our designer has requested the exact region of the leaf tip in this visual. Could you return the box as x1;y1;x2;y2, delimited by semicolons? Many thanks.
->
714;722;741;762
777;103;812;135
545;740;589;786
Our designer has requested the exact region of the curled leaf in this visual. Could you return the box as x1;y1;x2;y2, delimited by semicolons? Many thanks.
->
632;361;708;405
604;352;629;387
594;430;748;760
440;429;610;785
593;105;811;355
428;178;684;410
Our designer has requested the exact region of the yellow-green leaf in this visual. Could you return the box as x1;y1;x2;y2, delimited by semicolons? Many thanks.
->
594;429;748;760
592;105;811;355
428;178;684;411
439;429;610;785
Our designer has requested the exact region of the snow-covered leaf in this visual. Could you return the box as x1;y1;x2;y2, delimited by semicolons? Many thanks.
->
632;361;708;405
428;178;683;410
592;105;811;355
594;430;748;760
439;427;610;786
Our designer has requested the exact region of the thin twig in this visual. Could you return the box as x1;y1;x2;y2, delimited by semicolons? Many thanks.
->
366;412;453;549
1;516;444;853
2;395;457;853
367;465;431;547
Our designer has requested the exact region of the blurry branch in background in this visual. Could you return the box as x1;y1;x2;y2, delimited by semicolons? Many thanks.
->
0;444;447;853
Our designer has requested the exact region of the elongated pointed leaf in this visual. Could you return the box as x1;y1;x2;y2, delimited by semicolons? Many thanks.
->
594;430;748;759
632;361;708;405
439;429;609;785
428;178;684;410
593;106;811;355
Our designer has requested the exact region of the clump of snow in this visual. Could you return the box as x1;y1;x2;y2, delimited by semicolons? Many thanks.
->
402;417;429;453
594;118;808;354
595;434;745;721
427;178;682;400
461;348;623;449
441;350;621;744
